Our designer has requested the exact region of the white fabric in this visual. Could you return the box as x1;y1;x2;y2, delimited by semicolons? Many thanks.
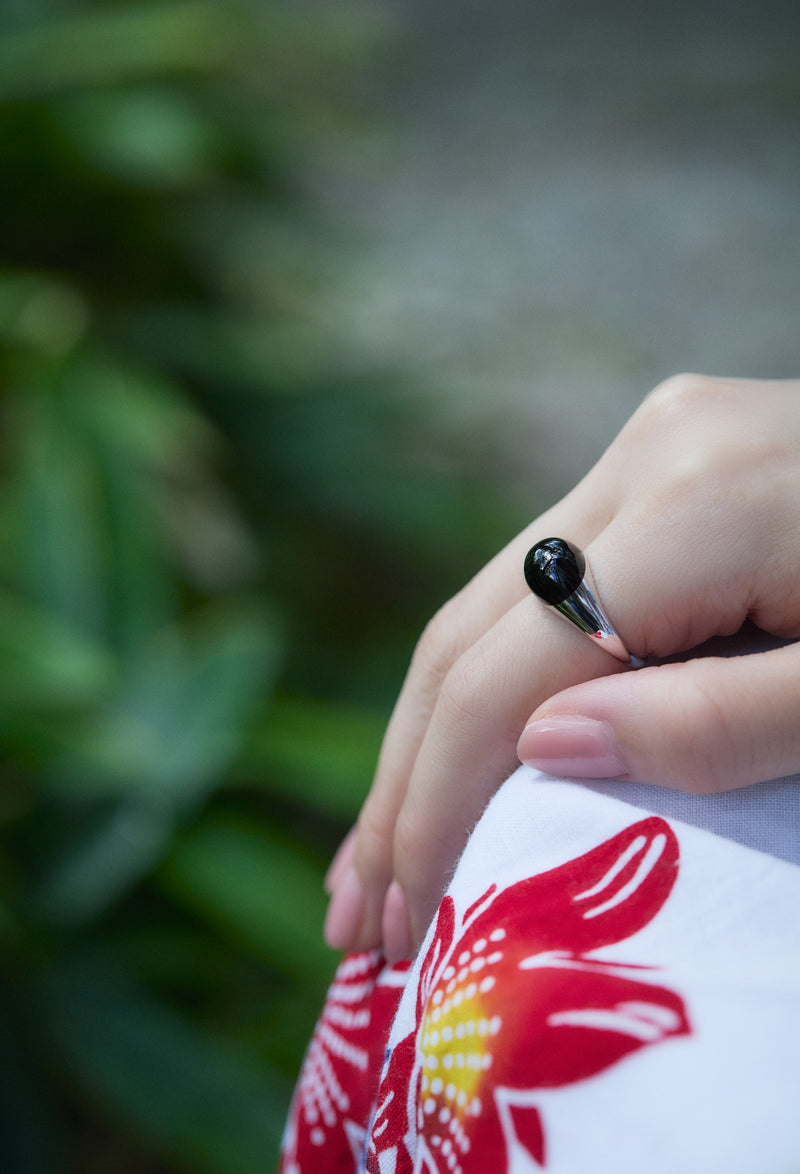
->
378;767;800;1173
580;772;800;865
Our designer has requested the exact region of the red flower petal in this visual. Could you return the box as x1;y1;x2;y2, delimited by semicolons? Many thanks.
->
368;817;690;1174
499;964;690;1088
366;1031;416;1174
508;1103;545;1167
281;952;409;1174
417;896;456;1021
485;817;679;956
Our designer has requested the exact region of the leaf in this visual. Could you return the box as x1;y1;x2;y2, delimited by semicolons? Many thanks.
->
117;303;334;393
55;88;221;189
0;269;88;355
66;351;214;477
0;590;115;710
49;606;283;804
6;356;213;650
40;956;290;1174
242;694;385;820
34;796;175;927
14;384;111;640
0;4;239;100
158;815;331;984
34;609;284;924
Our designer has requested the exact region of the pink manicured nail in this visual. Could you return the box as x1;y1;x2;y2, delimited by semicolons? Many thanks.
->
517;717;627;779
382;881;411;964
323;866;366;950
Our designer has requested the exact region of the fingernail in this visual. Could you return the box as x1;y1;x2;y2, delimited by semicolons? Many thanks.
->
382;881;411;964
323;866;366;950
517;717;627;778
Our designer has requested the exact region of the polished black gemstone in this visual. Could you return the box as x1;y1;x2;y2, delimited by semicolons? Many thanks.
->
524;537;585;605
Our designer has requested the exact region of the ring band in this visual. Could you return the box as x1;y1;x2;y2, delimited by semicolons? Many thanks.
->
524;537;644;668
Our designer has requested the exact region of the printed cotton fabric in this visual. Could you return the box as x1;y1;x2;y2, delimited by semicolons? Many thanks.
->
280;767;800;1173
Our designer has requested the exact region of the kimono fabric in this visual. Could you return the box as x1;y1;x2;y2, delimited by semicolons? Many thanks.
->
280;766;800;1173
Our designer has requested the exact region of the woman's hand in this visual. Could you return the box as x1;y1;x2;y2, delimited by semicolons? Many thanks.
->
324;374;800;960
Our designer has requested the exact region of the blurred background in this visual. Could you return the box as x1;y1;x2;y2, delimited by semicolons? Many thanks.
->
0;1;797;1171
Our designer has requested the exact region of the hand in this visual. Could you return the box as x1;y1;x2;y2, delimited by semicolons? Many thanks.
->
324;374;800;960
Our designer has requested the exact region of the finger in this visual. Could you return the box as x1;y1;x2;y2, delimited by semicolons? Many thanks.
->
392;594;626;947
331;373;800;953
518;641;800;792
339;492;617;951
323;826;356;895
577;486;799;665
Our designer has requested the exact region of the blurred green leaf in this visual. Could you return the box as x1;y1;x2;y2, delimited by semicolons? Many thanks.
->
116;303;336;393
0;0;389;103
243;694;385;820
49;608;284;803
158;815;331;982
13;382;110;638
0;0;521;1167
99;921;242;993
33;609;283;925
0;270;89;355
0;590;115;709
0;3;239;100
8;353;225;649
34;796;175;927
68;353;214;475
41;956;290;1174
54;88;222;189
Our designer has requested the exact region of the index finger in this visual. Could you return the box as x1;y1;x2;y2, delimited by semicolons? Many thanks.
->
392;589;626;949
336;489;617;953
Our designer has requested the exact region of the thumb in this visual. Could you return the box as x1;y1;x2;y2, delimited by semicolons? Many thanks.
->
517;642;800;793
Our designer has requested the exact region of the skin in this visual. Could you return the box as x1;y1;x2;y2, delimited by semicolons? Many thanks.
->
323;374;800;962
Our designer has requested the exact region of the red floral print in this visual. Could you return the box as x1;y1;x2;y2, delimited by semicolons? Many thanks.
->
366;817;691;1173
280;951;410;1173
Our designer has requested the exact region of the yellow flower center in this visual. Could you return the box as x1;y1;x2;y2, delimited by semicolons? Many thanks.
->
416;928;507;1167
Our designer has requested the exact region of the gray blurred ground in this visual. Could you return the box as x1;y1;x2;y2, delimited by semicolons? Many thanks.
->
319;0;800;505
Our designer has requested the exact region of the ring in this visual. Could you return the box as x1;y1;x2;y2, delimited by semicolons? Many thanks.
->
524;537;644;668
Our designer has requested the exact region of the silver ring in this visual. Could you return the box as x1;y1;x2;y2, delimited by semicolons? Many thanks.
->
524;537;644;668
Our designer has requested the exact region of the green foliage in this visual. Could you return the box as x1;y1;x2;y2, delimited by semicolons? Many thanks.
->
0;2;526;1171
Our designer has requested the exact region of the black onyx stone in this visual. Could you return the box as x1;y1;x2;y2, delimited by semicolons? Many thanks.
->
524;538;586;605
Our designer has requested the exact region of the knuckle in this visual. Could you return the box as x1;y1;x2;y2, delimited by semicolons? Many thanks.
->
392;803;424;888
625;374;779;517
410;595;466;691
353;799;396;883
392;800;444;925
634;372;724;440
437;644;496;732
647;371;722;413
660;662;745;793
